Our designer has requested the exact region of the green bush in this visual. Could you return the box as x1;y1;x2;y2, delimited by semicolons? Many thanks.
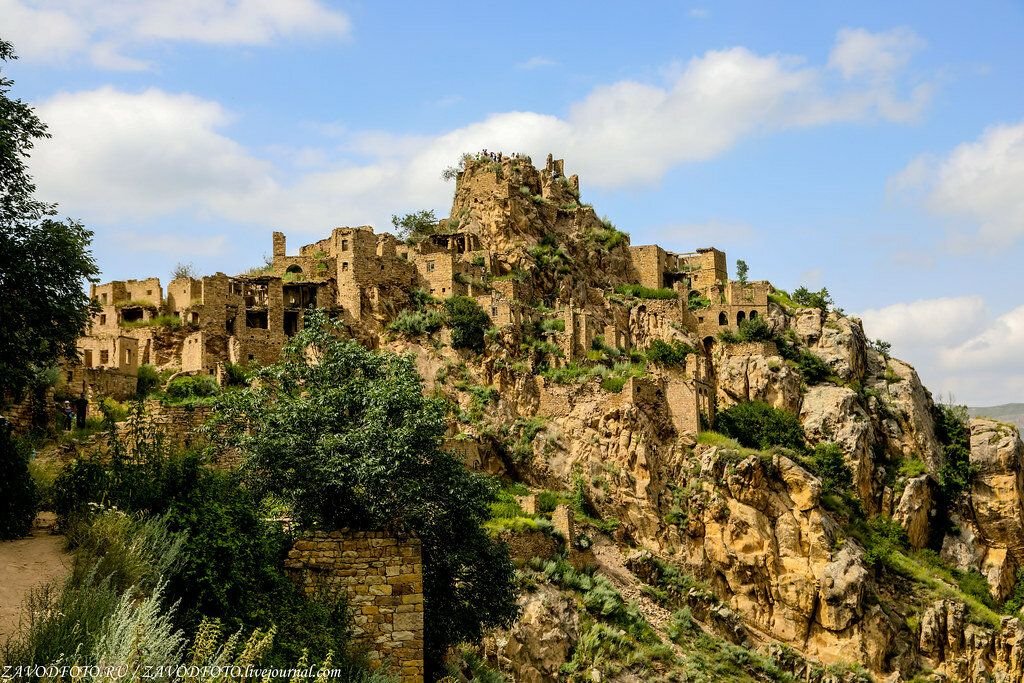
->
165;374;219;402
614;284;677;300
796;350;832;385
716;401;805;451
791;286;833;312
445;295;491;352
645;339;694;366
935;403;975;500
862;516;908;570
810;443;853;497
136;363;161;397
0;426;39;539
389;308;444;337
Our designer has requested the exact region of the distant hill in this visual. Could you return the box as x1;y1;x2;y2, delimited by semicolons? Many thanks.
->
968;403;1024;428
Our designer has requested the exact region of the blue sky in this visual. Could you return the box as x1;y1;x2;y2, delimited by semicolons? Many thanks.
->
3;1;1023;404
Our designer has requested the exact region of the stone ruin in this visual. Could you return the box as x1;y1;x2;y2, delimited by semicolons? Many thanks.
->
63;153;774;438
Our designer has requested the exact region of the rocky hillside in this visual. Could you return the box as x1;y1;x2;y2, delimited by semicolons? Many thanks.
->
376;155;1024;682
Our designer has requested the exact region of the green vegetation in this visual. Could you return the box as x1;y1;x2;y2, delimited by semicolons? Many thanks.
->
735;259;749;284
540;317;565;333
445;295;491;353
210;311;518;674
791;286;833;312
391;208;439;240
614;283;678;300
809;442;853;498
542;361;646;394
135;363;161;397
767;289;799;311
586;219;629;251
687;292;711;311
120;313;182;329
645;339;695;366
719;319;833;385
0;40;100;399
716;401;805;451
570;473;619;534
0;423;39;539
389;308;444;337
505;416;546;462
935;402;975;500
164;374;219;405
171;262;195;280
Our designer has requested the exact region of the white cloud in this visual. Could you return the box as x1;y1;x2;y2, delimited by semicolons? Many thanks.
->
892;121;1024;248
857;297;1024;404
859;296;987;349
829;27;924;80
29;28;933;235
516;56;556;70
940;306;1024;372
689;8;710;19
1;0;350;69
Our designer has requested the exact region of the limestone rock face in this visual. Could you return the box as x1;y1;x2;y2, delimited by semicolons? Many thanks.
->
810;313;868;383
866;354;944;473
712;344;803;414
486;585;579;683
893;475;938;549
917;599;1024;682
682;448;893;668
524;379;687;549
800;386;877;507
968;419;1024;597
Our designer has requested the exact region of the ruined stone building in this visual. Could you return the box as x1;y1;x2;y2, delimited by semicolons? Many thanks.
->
68;152;777;437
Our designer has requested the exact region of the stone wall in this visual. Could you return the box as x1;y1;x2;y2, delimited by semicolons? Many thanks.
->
285;531;424;683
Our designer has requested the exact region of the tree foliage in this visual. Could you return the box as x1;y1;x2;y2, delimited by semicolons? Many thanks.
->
0;40;99;398
391;209;439;241
735;259;749;284
935;402;974;499
716;401;806;451
0;418;39;538
209;311;518;676
444;295;490;353
791;286;833;312
810;442;853;497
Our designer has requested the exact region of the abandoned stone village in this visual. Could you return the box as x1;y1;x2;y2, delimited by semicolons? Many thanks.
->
68;153;767;437
24;152;1024;682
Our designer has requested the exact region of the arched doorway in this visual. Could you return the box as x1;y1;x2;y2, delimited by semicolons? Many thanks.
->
736;310;746;325
718;311;727;325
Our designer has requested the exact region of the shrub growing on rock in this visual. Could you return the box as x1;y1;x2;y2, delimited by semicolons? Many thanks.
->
444;295;491;353
0;421;39;539
716;401;805;451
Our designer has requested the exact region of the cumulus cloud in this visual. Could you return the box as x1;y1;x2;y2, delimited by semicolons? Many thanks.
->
858;297;1024;405
29;28;932;235
0;0;350;69
859;296;988;348
891;121;1024;248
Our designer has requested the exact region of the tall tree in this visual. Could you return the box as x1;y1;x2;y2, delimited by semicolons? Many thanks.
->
210;311;519;678
0;39;99;399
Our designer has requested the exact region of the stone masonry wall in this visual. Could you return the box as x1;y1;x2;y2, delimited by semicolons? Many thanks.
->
285;531;424;683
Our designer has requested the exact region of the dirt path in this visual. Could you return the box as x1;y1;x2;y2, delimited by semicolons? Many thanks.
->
0;518;70;645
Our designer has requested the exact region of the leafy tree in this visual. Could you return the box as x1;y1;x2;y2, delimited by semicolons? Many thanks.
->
645;339;694;366
0;40;99;399
791;286;833;312
870;339;892;359
735;259;749;284
210;311;518;676
716;401;805;451
171;262;195;280
0;418;39;538
391;209;439;240
810;442;853;497
444;295;490;353
935;402;974;499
